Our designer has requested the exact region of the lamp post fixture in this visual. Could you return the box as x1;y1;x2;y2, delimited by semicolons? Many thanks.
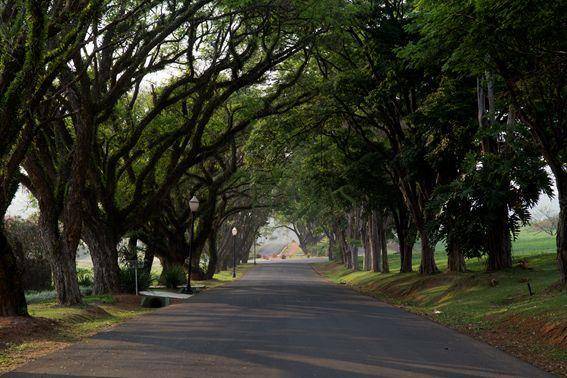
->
253;229;257;265
232;227;238;278
184;195;199;294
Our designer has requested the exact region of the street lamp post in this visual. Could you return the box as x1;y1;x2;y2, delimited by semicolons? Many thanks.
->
184;195;199;294
232;227;237;278
253;230;257;265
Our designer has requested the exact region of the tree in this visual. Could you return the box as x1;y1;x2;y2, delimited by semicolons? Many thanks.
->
414;0;566;283
0;0;97;316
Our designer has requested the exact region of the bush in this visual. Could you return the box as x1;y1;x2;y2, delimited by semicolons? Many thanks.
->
118;266;151;293
5;216;52;291
161;265;186;289
77;268;93;287
21;258;52;291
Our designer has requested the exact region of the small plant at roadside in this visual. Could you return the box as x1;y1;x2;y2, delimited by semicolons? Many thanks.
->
161;265;186;289
118;266;151;293
77;268;93;287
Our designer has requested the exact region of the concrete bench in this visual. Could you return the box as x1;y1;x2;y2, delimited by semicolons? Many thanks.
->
139;290;193;308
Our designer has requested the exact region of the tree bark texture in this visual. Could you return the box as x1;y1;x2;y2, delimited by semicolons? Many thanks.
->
447;239;466;273
82;226;120;295
369;211;382;273
39;212;82;305
419;230;439;275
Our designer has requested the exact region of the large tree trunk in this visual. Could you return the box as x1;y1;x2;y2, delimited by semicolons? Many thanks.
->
557;175;567;286
362;224;371;271
369;211;382;273
478;74;512;272
336;227;349;268
126;237;137;261
398;226;415;273
39;213;82;305
447;239;466;273
377;216;389;273
0;229;28;316
419;231;439;274
486;205;512;271
142;247;154;276
351;245;358;271
82;226;120;294
204;232;218;280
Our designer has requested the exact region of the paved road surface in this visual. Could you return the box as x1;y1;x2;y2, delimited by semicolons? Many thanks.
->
8;260;550;377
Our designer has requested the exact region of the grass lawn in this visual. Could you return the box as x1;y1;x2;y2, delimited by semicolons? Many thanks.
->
314;228;566;376
0;263;254;374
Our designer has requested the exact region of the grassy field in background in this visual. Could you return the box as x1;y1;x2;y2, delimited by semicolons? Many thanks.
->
375;226;557;272
314;228;566;375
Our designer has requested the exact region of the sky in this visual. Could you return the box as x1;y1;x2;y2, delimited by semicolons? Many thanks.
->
7;182;560;221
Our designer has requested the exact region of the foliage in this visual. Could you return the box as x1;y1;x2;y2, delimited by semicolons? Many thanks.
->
161;265;186;289
118;266;151;294
5;217;52;291
76;268;93;288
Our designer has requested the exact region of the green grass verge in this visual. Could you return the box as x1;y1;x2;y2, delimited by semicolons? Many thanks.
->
314;252;566;375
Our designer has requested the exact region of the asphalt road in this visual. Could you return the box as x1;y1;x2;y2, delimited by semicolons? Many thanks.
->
8;260;550;377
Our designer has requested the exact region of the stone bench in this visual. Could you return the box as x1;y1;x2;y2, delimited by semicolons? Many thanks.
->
139;290;193;308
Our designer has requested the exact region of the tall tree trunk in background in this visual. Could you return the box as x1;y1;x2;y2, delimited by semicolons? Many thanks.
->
419;230;439;274
397;223;415;273
0;228;28;316
556;176;567;286
362;221;371;271
397;176;439;275
378;217;389;273
205;232;218;280
478;74;512;272
82;225;120;294
447;239;466;273
337;227;349;268
143;247;154;275
326;230;334;261
486;204;512;271
369;211;382;273
39;212;82;305
351;245;358;271
126;237;138;261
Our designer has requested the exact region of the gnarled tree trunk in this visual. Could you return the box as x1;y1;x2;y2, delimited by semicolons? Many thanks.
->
419;231;439;275
39;212;82;305
486;204;512;271
205;232;218;280
377;215;389;273
557;176;567;286
447;239;466;273
398;227;415;273
82;226;120;295
369;211;382;273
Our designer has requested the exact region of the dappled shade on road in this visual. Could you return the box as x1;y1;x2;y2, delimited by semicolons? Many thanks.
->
9;261;549;377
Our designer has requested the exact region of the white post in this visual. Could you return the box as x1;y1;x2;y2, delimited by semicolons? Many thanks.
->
134;262;139;295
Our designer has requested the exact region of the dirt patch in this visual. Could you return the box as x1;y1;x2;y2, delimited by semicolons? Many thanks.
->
112;294;144;309
0;316;59;347
471;315;567;376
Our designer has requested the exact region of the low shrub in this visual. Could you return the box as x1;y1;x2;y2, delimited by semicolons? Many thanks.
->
5;217;52;291
161;265;186;289
118;266;151;293
21;257;52;291
77;268;93;287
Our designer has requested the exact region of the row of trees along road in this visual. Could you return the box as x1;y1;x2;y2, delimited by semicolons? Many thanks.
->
0;0;333;316
245;0;565;283
0;0;565;317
